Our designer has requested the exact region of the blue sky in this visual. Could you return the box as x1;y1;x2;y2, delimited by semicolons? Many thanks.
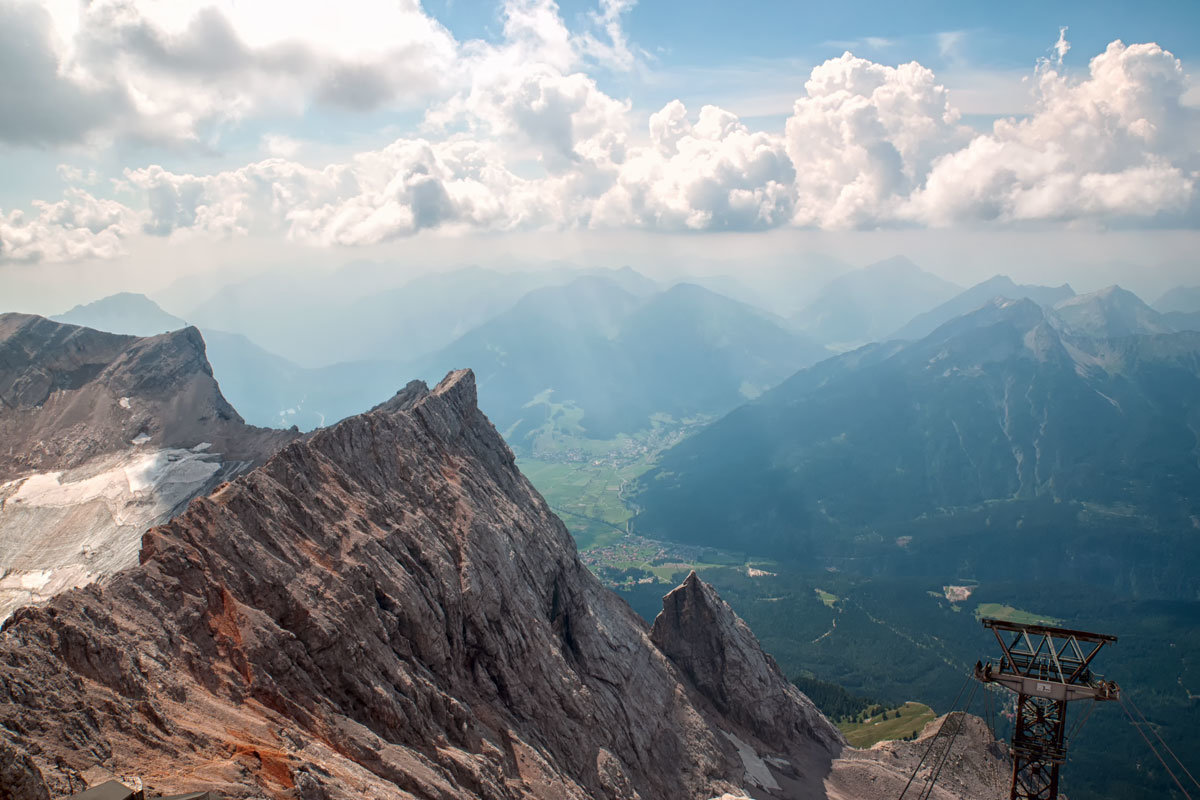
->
1;0;1198;310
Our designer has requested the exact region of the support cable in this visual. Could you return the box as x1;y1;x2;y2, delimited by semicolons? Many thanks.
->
1120;697;1193;800
896;672;973;800
1066;698;1096;744
917;681;980;800
1124;694;1200;793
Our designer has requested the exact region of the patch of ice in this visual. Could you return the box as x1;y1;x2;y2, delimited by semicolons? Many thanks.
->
118;397;131;409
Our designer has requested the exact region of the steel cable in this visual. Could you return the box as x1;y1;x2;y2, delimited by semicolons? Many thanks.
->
917;680;980;800
1124;694;1200;793
896;672;974;800
1120;697;1193;800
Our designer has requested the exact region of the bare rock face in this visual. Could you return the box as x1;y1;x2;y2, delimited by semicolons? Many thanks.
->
652;571;843;752
0;314;298;621
0;313;293;480
0;365;1007;800
0;739;49;800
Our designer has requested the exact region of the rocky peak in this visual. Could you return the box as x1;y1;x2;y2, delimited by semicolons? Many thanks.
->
0;315;298;624
652;571;843;752
0;366;1005;800
1053;285;1173;338
0;314;294;480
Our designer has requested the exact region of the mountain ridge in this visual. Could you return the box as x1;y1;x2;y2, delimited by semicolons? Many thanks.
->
631;297;1200;593
0;367;1005;800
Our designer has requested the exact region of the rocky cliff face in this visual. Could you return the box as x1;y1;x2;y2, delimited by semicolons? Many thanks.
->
0;368;1006;800
0;313;293;479
0;314;297;621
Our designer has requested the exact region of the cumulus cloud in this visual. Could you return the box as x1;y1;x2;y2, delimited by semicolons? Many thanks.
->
907;40;1198;225
785;53;971;228
594;102;796;230
0;2;128;145
3;19;1198;263
2;0;457;146
0;189;138;262
426;0;632;174
119;138;543;246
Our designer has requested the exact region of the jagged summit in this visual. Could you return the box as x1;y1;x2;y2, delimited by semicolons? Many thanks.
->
0;314;298;624
0;313;293;479
652;571;842;751
0;366;1004;800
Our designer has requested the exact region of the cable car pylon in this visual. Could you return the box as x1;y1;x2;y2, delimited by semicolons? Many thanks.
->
975;618;1120;800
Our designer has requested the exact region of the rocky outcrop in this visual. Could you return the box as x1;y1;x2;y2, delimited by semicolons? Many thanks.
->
0;314;293;480
0;314;298;622
0;367;1006;800
652;571;843;751
828;713;1009;800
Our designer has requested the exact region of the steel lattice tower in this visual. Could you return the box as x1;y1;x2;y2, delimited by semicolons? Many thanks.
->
976;618;1120;800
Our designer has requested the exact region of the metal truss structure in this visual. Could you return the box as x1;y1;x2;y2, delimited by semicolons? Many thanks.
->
975;618;1120;800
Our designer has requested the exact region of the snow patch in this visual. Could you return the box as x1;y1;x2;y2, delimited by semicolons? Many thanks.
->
191;442;212;452
131;433;151;445
0;448;225;622
118;397;131;409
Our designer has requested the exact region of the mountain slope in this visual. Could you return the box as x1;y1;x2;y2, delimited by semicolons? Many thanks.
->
795;256;960;347
187;266;573;368
52;293;188;337
1052;285;1173;337
0;314;297;622
0;369;1005;800
631;299;1200;591
609;283;830;429
1153;285;1200;314
892;275;1074;341
417;279;831;444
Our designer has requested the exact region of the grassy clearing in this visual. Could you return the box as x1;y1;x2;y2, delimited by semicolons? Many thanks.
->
839;702;936;748
518;456;651;550
974;602;1062;627
815;588;839;608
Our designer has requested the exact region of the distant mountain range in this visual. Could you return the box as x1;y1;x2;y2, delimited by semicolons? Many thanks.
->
415;278;832;443
53;292;396;430
892;275;1074;341
794;256;961;347
45;273;830;444
184;265;661;368
631;295;1200;595
1153;285;1200;314
53;292;188;336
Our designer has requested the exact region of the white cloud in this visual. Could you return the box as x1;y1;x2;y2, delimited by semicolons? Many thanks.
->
426;0;632;174
907;40;1198;225
785;53;970;228
593;102;796;230
1053;27;1071;67
3;0;458;146
262;134;302;159
0;188;138;262
2;18;1198;264
578;0;638;70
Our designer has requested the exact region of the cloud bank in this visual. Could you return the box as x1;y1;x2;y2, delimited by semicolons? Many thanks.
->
1;0;1197;263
